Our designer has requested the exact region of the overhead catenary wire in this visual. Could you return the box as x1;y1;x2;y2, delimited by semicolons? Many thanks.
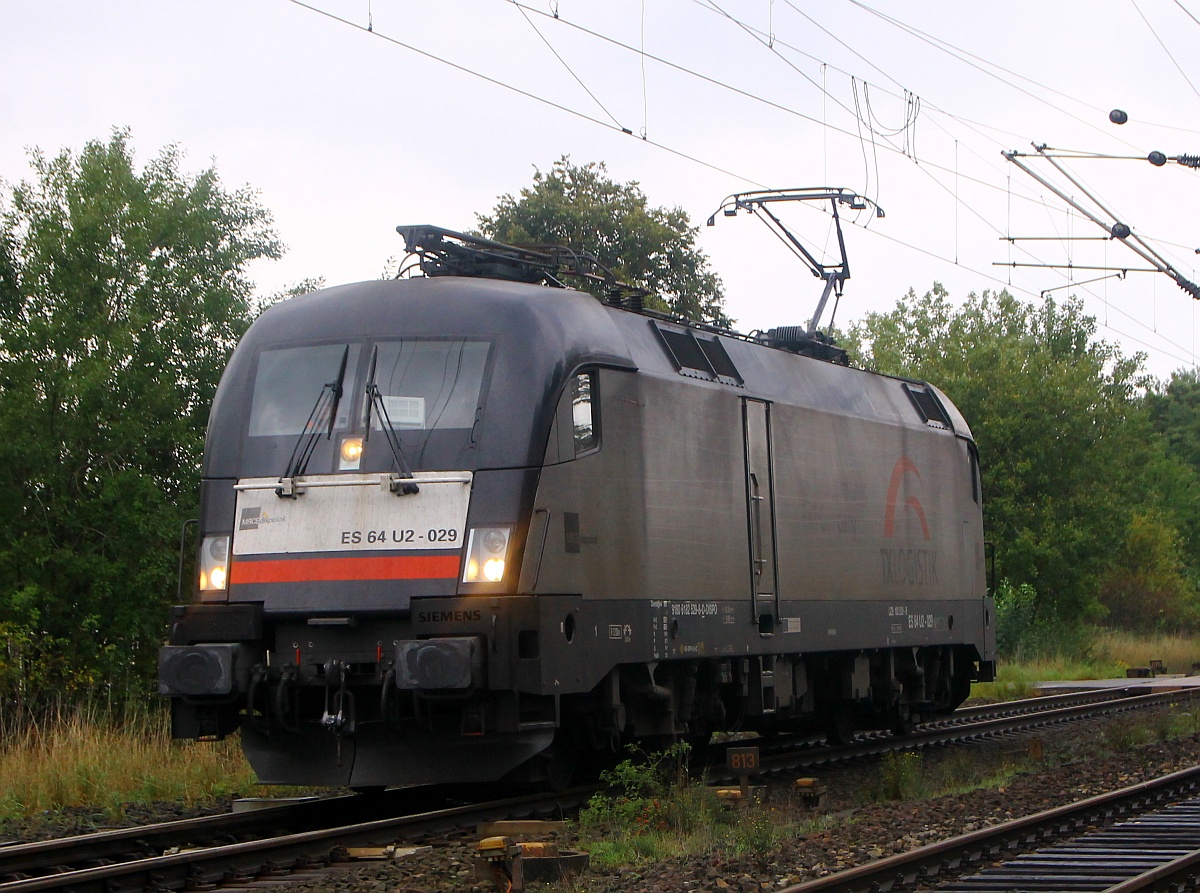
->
507;8;1193;357
849;79;884;209
846;0;1108;116
863;84;921;145
781;0;905;91
512;1;626;129
701;0;848;109
1131;0;1200;104
293;0;1010;237
759;14;1079;211
856;217;1200;366
1174;0;1200;29
684;0;1116;147
1005;145;1200;298
690;0;1037;168
737;0;1097;225
286;0;1197;371
701;0;1200;298
732;3;1200;330
357;0;1200;281
504;0;1088;219
845;0;1200;141
549;6;1185;324
639;0;649;138
529;0;1178;275
284;0;765;188
701;0;891;167
687;8;1092;268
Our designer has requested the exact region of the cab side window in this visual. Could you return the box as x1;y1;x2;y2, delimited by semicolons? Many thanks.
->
968;442;982;505
960;439;982;505
546;370;600;464
571;371;597;453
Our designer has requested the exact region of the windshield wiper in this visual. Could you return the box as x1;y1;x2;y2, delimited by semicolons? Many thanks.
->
364;345;419;495
276;345;350;498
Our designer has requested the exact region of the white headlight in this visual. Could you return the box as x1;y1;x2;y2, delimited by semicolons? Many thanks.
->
483;557;506;582
462;527;511;583
199;535;230;594
339;436;364;470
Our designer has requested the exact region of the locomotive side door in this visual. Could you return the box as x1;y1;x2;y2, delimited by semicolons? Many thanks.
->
743;398;779;631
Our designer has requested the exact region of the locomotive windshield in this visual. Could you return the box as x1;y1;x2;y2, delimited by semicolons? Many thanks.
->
369;340;489;431
249;344;361;436
247;339;490;438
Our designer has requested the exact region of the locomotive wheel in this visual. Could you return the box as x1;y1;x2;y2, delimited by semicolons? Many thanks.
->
685;731;714;759
537;738;579;791
889;705;913;737
822;709;855;746
949;671;973;710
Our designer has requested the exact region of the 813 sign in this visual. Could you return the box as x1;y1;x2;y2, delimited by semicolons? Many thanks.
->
727;746;760;774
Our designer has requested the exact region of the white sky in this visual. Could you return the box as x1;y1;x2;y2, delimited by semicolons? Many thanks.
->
4;1;1200;379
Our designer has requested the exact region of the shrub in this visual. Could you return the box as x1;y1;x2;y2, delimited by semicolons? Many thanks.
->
577;742;697;836
994;581;1090;659
866;751;923;802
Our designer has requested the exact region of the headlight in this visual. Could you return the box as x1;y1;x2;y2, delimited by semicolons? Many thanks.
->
339;436;363;470
462;526;511;584
199;535;230;594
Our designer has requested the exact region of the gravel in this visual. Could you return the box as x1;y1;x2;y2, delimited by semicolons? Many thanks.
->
4;705;1198;892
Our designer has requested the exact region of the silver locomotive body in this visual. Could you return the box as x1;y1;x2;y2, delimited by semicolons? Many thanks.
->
160;272;995;787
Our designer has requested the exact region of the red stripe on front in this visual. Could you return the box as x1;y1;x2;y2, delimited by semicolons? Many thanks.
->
230;554;461;584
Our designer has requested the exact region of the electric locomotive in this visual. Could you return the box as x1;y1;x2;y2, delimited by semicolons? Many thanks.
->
160;216;996;788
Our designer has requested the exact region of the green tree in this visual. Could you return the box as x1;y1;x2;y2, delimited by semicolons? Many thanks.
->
1147;368;1200;470
1098;510;1197;631
1144;370;1200;570
476;157;730;326
845;285;1154;622
0;129;281;704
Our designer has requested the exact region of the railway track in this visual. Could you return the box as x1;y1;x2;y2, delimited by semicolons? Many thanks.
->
1;685;1193;893
776;765;1200;893
0;788;591;893
0;786;448;881
937;793;1200;892
727;685;1199;779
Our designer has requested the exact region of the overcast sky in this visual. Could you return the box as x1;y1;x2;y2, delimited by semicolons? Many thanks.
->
4;1;1200;378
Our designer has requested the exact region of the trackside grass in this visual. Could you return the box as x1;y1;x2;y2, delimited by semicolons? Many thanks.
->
972;628;1200;701
2;629;1199;825
576;743;837;869
1090;628;1200;675
0;703;262;821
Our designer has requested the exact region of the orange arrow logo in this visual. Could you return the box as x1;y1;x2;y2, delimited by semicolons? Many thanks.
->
884;456;930;540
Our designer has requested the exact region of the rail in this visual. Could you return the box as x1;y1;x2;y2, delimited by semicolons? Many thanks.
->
3;686;1195;893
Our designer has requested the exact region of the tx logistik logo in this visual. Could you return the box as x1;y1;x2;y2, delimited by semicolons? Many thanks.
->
881;456;938;587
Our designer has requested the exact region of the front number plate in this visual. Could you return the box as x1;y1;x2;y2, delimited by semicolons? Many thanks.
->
232;473;472;555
